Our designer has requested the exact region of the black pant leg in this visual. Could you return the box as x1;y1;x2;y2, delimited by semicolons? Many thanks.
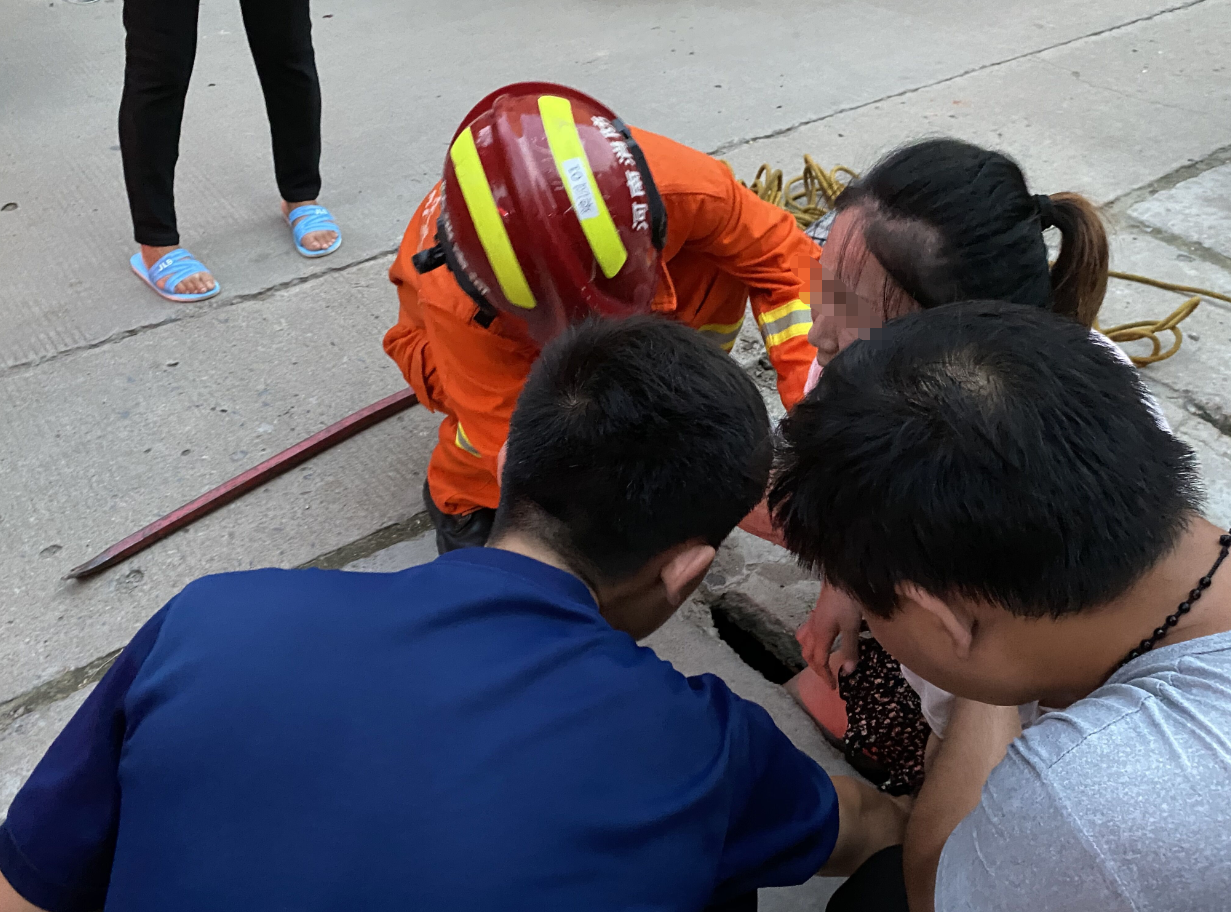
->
238;0;322;203
118;0;200;246
423;479;496;555
826;845;910;912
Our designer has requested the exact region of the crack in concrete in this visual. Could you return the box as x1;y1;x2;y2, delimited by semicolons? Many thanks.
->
1146;375;1231;442
0;246;400;379
706;0;1210;157
1187;399;1231;439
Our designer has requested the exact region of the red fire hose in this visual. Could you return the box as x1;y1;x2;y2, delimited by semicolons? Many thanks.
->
66;389;419;579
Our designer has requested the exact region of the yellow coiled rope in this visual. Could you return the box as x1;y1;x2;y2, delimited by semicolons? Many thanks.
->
726;157;1225;367
1098;274;1226;366
739;157;858;229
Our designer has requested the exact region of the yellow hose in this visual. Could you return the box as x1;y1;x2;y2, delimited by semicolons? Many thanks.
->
1097;273;1221;366
733;157;857;229
726;157;1226;367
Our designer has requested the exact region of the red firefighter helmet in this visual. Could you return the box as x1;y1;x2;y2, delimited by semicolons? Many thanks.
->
412;82;667;343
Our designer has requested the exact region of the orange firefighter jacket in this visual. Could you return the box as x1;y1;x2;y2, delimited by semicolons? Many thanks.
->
385;127;819;516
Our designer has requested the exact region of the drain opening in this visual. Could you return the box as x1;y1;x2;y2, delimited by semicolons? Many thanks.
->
708;592;805;685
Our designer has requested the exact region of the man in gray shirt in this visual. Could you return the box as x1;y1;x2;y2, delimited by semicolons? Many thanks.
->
937;632;1231;910
768;302;1231;911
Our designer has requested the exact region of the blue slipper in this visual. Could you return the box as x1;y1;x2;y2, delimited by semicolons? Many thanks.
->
286;204;342;258
130;249;220;302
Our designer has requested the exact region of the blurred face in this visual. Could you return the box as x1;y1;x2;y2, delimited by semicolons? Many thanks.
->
808;209;920;369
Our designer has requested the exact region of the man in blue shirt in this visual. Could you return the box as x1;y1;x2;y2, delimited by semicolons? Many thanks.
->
0;316;905;912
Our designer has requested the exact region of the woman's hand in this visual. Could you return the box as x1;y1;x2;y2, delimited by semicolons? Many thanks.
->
797;584;863;689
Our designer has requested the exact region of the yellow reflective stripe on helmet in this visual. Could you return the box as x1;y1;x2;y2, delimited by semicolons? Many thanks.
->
698;319;744;353
538;95;628;280
454;423;481;457
756;299;812;348
449;127;536;310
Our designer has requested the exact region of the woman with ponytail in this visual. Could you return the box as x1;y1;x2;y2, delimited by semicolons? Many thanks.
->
773;139;1161;797
809;138;1111;369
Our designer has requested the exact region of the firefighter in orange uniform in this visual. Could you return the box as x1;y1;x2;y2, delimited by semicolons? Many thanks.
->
385;82;819;552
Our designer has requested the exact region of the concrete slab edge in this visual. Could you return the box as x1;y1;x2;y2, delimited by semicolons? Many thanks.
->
0;245;400;378
0;510;436;738
298;511;434;570
0;648;120;732
1106;144;1231;214
1107;144;1231;276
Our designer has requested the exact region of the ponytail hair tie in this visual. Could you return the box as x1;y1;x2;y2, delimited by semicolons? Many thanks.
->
1035;193;1058;230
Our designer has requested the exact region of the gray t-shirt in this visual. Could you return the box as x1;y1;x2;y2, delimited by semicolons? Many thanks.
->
935;629;1231;911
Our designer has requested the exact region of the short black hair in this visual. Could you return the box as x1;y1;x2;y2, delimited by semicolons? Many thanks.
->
495;316;771;583
769;302;1203;618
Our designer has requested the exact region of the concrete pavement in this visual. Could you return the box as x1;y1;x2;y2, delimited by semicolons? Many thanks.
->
0;0;1213;369
0;256;441;705
3;3;1231;904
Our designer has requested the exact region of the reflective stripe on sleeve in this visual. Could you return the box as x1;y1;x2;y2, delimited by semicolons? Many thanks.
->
454;423;481;457
756;299;812;348
698;319;744;353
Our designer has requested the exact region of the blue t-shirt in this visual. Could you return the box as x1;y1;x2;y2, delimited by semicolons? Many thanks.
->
0;549;838;912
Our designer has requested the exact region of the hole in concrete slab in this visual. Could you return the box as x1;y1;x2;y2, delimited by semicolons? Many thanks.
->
709;592;805;685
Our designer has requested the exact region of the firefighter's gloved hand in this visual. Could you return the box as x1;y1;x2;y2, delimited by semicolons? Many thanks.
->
797;584;862;689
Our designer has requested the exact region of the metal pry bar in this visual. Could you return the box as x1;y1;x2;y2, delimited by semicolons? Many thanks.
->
66;389;419;579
